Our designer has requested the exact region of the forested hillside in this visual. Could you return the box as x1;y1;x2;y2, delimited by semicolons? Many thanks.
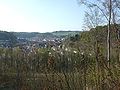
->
0;31;17;41
0;31;17;46
13;31;80;40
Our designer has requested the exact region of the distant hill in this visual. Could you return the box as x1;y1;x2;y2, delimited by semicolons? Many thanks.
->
13;32;39;39
0;31;17;47
12;31;81;41
52;31;80;37
0;31;17;42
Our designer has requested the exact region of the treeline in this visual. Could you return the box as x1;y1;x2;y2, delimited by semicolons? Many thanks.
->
66;25;120;59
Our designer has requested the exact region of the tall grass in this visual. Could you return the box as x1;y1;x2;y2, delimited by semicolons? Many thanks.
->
0;46;120;90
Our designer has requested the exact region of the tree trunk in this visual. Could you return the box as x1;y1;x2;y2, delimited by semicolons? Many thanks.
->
107;0;112;68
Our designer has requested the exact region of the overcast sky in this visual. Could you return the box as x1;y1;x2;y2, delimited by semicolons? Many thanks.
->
0;0;85;32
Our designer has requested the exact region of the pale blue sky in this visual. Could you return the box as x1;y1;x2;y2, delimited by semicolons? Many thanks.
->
0;0;85;32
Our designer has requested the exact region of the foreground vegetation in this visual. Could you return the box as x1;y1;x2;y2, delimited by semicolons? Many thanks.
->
0;25;120;90
0;0;120;89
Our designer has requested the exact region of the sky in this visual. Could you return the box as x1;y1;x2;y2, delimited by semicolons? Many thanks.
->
0;0;85;32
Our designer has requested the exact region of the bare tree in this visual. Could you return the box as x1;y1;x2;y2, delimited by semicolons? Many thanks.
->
78;0;120;67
